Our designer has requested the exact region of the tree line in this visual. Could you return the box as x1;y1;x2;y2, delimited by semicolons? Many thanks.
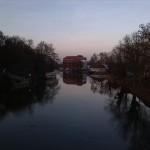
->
0;31;60;77
89;23;150;79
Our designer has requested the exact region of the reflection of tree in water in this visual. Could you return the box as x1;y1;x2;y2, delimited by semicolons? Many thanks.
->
90;77;150;150
107;88;150;150
89;77;115;97
42;78;60;104
0;77;60;121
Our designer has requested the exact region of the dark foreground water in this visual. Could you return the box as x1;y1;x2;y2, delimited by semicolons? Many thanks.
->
0;73;150;150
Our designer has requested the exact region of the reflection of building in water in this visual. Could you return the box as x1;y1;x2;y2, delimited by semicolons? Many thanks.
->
63;72;86;86
63;55;87;70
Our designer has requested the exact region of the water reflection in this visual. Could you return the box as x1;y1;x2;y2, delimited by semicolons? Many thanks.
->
89;76;115;97
90;77;150;150
0;73;150;150
63;72;86;86
0;75;60;120
107;89;150;150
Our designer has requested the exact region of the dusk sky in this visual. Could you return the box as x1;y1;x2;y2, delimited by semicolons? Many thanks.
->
0;0;150;60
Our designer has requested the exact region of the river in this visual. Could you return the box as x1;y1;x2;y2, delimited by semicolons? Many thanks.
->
0;72;150;150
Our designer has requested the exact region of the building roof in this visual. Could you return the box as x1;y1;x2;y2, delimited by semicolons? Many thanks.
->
63;55;86;60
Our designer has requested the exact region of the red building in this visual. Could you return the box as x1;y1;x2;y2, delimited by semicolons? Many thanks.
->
63;55;87;70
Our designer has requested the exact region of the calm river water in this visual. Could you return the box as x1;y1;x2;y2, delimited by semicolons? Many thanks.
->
0;72;150;150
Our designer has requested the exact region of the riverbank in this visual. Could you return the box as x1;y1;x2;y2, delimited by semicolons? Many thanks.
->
106;75;150;107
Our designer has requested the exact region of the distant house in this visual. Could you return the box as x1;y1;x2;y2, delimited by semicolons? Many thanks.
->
63;55;87;71
90;62;107;73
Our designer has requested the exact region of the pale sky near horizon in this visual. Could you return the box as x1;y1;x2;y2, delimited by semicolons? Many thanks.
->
0;0;150;60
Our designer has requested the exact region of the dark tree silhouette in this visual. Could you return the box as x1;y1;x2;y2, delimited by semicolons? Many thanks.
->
0;31;60;77
90;23;150;79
